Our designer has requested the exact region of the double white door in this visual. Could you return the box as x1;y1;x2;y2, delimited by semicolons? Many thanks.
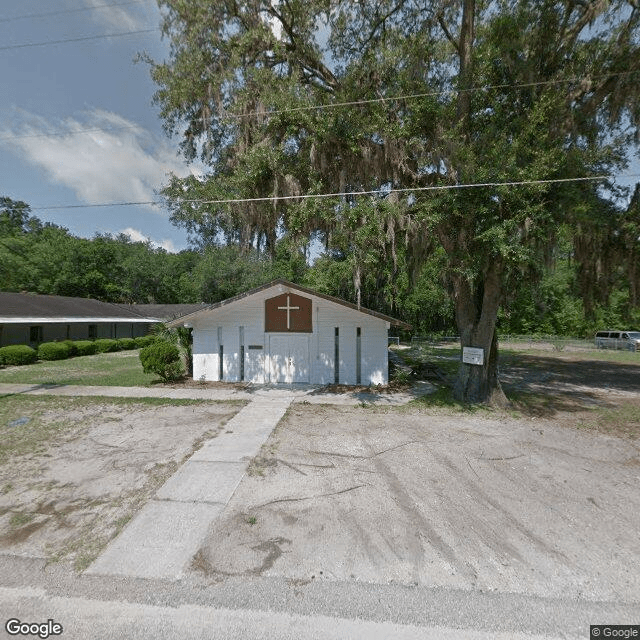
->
269;335;310;383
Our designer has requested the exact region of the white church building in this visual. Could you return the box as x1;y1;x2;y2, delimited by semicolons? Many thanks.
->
169;280;409;386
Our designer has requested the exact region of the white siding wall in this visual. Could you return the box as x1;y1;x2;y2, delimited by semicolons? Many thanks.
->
190;287;390;385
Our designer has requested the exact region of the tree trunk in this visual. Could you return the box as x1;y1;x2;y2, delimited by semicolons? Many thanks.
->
452;261;508;406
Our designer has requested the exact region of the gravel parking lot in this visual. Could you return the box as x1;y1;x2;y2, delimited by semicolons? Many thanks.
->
193;402;640;602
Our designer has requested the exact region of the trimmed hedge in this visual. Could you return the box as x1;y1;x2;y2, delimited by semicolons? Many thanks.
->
74;340;98;356
0;345;38;366
139;340;183;381
63;340;78;357
94;339;120;353
134;335;156;348
38;342;71;361
117;338;137;350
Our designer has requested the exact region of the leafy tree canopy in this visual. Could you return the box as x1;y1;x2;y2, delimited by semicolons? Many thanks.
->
149;0;640;402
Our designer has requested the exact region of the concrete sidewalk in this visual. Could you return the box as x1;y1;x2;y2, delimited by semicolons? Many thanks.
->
86;393;295;580
0;381;430;405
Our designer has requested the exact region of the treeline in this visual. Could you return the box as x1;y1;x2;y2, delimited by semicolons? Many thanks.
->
1;197;638;337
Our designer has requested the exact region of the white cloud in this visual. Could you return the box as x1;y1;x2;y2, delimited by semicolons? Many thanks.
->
121;226;178;253
0;108;194;212
82;0;156;31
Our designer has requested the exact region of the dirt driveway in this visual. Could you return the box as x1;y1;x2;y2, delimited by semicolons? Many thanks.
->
0;396;242;570
193;402;640;602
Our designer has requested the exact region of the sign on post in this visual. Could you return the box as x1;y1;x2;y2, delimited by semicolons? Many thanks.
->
462;347;484;365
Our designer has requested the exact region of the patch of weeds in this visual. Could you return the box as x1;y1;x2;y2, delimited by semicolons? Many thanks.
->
576;403;640;439
507;390;599;418
1;483;13;495
188;428;221;457
47;527;106;572
9;511;34;528
508;391;557;417
247;455;276;477
74;551;99;572
246;516;257;525
406;386;483;413
391;368;412;385
112;514;132;533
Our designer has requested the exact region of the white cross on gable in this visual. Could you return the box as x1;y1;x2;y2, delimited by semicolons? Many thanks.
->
277;295;300;330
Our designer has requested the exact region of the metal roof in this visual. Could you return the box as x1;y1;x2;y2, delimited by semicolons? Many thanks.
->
0;292;158;323
114;303;207;322
167;279;411;329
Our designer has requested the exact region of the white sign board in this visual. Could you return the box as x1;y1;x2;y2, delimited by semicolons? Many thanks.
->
462;347;484;365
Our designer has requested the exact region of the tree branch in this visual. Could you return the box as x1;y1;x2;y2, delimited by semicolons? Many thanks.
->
437;12;460;54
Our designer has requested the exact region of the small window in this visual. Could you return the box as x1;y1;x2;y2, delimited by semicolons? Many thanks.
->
88;324;98;340
30;326;43;344
596;332;608;338
609;332;620;339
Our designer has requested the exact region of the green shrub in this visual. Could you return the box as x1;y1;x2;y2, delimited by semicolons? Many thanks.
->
94;339;120;353
38;341;71;361
63;340;78;357
74;340;98;356
134;335;156;348
0;345;38;366
117;338;137;350
139;340;183;381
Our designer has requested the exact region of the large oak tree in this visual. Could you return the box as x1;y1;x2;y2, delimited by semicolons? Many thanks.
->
150;0;640;403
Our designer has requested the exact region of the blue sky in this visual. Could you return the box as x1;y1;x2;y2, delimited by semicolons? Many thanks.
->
0;0;193;252
1;2;638;257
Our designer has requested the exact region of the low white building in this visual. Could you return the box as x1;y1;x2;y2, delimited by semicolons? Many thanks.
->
0;292;158;347
170;280;409;386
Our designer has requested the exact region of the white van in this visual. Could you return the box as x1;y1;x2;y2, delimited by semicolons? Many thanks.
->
595;330;640;351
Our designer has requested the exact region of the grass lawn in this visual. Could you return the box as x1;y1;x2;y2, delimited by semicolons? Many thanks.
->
397;342;640;370
0;350;157;387
392;342;640;423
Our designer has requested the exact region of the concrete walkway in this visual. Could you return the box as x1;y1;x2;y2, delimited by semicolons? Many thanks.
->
3;381;429;579
86;391;295;580
0;381;431;405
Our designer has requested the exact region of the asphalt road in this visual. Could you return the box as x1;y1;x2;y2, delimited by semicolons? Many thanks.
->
0;556;636;639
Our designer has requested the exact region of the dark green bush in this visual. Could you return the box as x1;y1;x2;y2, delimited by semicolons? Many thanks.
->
117;338;136;350
134;335;156;348
74;340;98;356
139;340;183;381
0;345;38;366
63;340;78;357
94;339;120;353
38;342;71;361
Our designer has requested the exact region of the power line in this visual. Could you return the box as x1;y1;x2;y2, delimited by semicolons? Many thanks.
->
222;71;636;120
0;70;634;142
0;28;157;51
30;174;640;211
0;1;151;23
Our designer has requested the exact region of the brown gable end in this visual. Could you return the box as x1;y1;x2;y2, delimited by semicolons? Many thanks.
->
265;293;312;332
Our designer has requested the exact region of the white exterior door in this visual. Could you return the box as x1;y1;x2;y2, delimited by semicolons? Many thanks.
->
245;346;265;383
289;337;310;382
269;335;310;383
